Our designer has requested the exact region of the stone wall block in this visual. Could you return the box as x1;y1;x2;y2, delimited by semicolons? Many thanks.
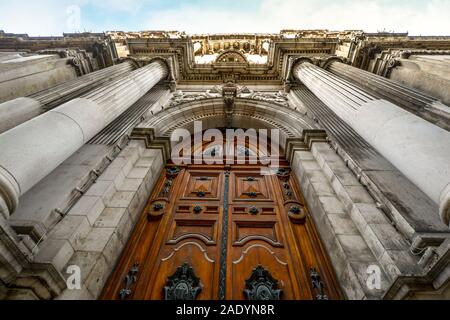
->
339;264;368;300
98;166;126;189
338;234;377;263
118;146;141;165
135;157;156;168
94;207;128;229
116;211;133;245
35;239;74;273
127;193;143;224
77;227;115;253
308;176;336;197
369;223;409;251
127;167;151;180
68;196;105;226
56;285;94;300
346;261;390;299
116;178;144;192
84;254;110;299
84;180;117;203
48;216;91;250
142;148;164;159
317;196;346;214
62;251;102;287
108;157;134;177
102;231;124;266
325;214;360;236
107;192;135;209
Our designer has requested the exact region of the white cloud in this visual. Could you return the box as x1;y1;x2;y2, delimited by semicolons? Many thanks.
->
0;0;449;36
0;1;66;35
80;0;146;13
144;0;450;35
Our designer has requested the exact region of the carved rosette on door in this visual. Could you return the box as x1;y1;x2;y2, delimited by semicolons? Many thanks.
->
147;166;181;221
276;168;307;224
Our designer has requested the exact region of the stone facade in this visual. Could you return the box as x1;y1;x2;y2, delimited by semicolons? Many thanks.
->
0;30;449;300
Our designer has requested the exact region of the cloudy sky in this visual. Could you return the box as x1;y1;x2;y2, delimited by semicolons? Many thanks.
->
1;0;449;36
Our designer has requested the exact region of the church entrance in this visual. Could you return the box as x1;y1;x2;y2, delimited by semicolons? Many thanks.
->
101;134;341;300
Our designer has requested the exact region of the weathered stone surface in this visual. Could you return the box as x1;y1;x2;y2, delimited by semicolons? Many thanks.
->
325;214;360;236
25;143;165;300
35;239;74;272
293;149;386;299
116;211;133;245
94;208;128;229
85;181;117;202
98;165;127;188
117;178;144;192
310;142;425;294
107;192;135;208
127;167;151;180
102;231;124;266
85;254;110;298
77;227;115;253
56;285;94;301
49;216;91;250
63;251;103;285
317;196;346;214
69;196;105;226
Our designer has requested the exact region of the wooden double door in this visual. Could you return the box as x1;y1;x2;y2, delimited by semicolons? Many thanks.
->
101;164;341;300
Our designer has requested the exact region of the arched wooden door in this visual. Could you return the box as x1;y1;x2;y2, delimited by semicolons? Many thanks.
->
101;158;342;300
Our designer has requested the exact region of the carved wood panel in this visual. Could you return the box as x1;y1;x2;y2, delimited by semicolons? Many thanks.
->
101;164;342;301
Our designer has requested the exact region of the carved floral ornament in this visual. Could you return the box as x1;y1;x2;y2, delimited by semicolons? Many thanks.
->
147;167;182;221
168;86;289;108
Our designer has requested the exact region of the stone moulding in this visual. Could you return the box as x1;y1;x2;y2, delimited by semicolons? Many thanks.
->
383;238;450;300
130;127;172;164
285;130;328;164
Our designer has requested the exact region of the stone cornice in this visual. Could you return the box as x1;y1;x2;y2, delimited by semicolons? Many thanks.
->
285;130;328;164
130;128;172;164
124;35;340;83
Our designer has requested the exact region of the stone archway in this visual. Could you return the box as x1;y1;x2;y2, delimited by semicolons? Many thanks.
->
141;97;316;152
101;97;344;300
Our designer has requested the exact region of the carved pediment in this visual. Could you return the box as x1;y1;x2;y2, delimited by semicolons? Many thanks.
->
215;50;248;64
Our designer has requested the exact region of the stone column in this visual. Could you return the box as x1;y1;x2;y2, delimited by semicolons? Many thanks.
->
326;61;450;131
293;62;450;226
389;55;450;106
0;60;136;134
0;60;168;218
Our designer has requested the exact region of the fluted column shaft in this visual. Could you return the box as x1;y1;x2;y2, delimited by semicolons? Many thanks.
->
0;60;168;218
294;62;450;226
326;61;450;131
0;61;136;134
